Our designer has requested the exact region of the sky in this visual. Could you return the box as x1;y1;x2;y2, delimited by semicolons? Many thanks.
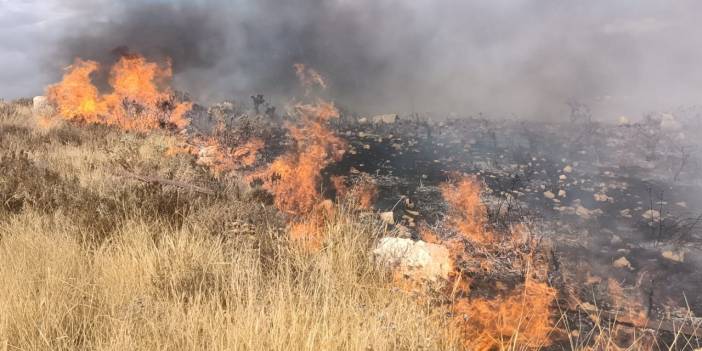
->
2;0;702;120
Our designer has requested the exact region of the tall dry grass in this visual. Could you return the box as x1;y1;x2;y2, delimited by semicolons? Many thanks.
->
0;210;457;350
0;101;459;350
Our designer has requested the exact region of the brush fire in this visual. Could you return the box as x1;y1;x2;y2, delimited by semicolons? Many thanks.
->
28;50;701;350
4;3;702;349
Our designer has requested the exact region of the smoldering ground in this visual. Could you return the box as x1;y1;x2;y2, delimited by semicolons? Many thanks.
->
8;0;702;119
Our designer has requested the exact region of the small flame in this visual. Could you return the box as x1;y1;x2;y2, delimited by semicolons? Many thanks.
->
294;63;327;93
332;174;378;210
440;175;492;243
451;278;557;350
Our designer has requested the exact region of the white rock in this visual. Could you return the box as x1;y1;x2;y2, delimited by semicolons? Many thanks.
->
32;95;53;116
373;237;451;281
563;165;573;173
558;189;567;198
380;211;395;225
543;191;556;199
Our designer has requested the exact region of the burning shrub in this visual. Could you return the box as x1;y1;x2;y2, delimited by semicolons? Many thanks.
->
400;175;557;350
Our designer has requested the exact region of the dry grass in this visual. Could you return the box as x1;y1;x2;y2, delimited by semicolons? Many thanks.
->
0;101;459;350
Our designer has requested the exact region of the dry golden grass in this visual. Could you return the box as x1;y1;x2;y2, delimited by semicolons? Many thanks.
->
0;210;459;350
0;102;460;350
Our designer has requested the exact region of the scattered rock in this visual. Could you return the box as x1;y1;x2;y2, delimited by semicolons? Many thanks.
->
373;237;451;281
563;165;573;173
594;193;613;202
617;116;631;126
380;211;395;225
661;250;685;263
642;209;661;222
575;204;601;220
543;191;556;199
613;256;633;269
372;114;398;124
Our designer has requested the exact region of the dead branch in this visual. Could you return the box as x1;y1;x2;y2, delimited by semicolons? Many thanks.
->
115;169;216;195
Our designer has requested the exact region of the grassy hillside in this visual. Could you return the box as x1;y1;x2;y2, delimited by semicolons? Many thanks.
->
0;101;458;350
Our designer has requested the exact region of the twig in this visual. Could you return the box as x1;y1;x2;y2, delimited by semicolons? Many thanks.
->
115;169;216;195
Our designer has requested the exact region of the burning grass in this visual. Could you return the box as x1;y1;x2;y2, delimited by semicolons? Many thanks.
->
0;102;456;350
3;53;685;349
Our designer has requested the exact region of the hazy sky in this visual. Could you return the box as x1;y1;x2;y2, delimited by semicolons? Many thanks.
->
2;0;702;120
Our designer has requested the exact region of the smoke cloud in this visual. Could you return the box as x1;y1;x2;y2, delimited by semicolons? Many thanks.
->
7;0;702;119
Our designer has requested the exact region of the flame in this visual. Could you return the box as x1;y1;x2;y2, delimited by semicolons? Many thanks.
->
607;278;649;327
243;65;347;250
257;100;346;215
46;54;190;132
440;175;492;244
195;137;264;175
404;175;556;349
46;59;107;122
451;278;557;350
332;174;378;210
294;63;327;92
288;199;335;250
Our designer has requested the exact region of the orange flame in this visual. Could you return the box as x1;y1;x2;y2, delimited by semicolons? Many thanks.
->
288;199;335;250
46;54;190;132
440;175;492;244
249;65;346;250
258;100;346;215
332;174;378;210
194;137;264;176
294;63;327;92
451;278;557;350
406;175;556;349
46;59;107;122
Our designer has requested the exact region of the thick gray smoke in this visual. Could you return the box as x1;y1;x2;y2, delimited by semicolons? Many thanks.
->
7;0;702;119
